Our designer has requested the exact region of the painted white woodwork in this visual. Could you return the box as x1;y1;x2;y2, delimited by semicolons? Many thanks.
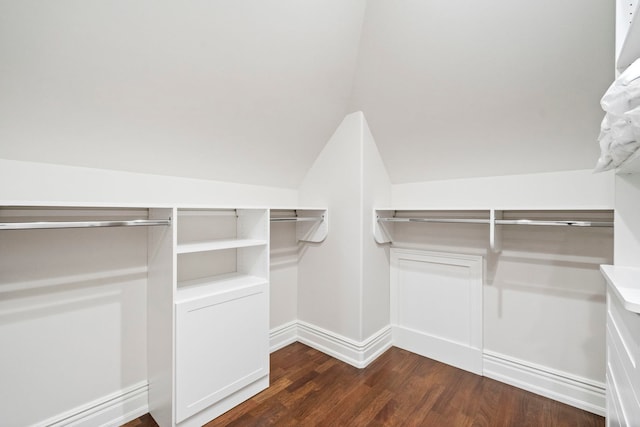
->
606;287;640;425
392;169;615;210
0;207;149;427
175;282;268;423
147;208;177;427
0;159;298;207
349;0;614;184
296;321;392;369
298;111;392;344
390;249;484;375
483;351;605;416
148;207;269;427
601;265;640;313
177;239;267;254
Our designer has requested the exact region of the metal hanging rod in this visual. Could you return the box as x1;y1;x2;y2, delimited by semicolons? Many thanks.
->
270;216;324;223
378;217;489;225
376;216;613;228
0;218;172;231
495;219;613;227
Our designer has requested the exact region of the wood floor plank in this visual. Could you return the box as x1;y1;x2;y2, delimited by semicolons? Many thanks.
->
126;342;605;427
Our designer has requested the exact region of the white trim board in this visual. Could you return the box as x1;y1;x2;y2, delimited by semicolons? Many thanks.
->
34;382;148;427
483;351;606;416
390;249;484;375
269;320;298;353
269;321;393;369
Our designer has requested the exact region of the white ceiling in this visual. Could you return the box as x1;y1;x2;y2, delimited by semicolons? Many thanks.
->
0;0;614;187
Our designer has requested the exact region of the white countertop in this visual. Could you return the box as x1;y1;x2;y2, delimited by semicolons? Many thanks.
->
601;265;640;314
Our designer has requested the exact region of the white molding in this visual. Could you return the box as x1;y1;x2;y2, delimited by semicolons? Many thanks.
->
393;326;483;375
35;381;149;427
390;249;484;375
269;321;299;353
296;321;393;369
483;351;606;416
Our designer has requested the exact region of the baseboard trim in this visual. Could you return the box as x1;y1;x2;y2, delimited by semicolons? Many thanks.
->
270;321;392;368
36;381;149;427
392;326;483;375
297;321;392;369
270;320;298;353
483;351;606;416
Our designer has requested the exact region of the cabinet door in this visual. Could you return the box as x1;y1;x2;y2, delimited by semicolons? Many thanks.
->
175;283;268;423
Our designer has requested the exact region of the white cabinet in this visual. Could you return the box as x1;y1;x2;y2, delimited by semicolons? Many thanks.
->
148;207;270;427
602;266;640;427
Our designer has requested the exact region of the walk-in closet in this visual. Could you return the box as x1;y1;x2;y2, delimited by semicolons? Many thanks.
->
1;1;638;426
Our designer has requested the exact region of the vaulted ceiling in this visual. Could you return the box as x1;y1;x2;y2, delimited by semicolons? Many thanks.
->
0;0;614;188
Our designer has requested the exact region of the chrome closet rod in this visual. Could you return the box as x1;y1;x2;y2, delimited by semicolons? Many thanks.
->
0;219;172;230
377;217;489;224
270;216;324;222
495;219;613;227
377;217;613;227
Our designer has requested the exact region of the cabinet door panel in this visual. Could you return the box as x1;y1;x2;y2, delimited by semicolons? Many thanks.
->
175;283;268;423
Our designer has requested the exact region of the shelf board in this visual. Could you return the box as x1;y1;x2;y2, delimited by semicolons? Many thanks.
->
601;265;640;313
176;273;267;303
177;238;267;254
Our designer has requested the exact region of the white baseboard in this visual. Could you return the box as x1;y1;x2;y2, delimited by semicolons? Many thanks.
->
269;320;298;353
270;321;392;368
392;326;483;375
36;381;149;427
296;321;392;369
483;351;606;416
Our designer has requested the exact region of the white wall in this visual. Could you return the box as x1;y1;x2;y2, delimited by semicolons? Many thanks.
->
298;113;364;340
614;174;640;265
298;111;391;343
269;222;299;330
361;116;392;338
0;159;298;207
0;211;148;426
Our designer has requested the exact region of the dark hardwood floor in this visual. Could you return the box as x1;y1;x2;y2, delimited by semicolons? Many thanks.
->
124;342;604;426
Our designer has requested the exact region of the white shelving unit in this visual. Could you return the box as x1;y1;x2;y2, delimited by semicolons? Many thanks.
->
374;208;613;252
148;207;270;427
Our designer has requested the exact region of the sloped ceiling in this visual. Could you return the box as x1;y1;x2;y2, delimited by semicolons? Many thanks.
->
0;0;366;188
349;0;615;183
0;0;614;187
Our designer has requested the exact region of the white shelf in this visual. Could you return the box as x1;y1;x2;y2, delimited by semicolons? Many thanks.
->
176;273;268;304
601;265;640;313
177;238;267;254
